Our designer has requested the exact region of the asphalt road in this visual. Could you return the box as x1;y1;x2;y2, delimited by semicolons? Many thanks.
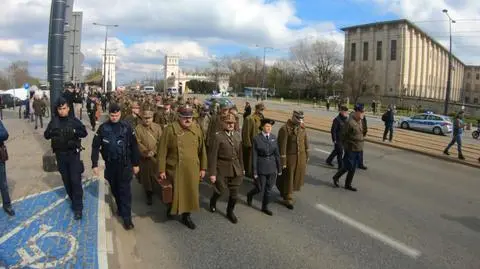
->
108;124;480;269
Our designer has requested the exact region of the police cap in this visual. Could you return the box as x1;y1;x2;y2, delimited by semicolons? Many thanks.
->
109;103;122;113
178;105;193;118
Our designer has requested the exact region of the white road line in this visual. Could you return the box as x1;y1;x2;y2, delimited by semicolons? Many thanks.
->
0;180;94;245
314;148;331;155
315;203;422;259
97;178;109;269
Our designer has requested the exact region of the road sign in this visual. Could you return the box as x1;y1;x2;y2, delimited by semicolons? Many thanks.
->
0;180;100;268
23;83;30;89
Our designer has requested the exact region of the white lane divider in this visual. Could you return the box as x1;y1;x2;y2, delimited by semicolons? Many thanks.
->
314;148;331;155
315;203;421;259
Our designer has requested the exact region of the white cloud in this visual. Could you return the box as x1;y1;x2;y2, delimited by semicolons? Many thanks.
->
0;0;346;83
366;0;480;65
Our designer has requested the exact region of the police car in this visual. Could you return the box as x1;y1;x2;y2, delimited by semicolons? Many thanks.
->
398;112;452;135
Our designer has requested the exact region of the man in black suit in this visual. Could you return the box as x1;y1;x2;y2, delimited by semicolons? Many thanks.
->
246;118;281;216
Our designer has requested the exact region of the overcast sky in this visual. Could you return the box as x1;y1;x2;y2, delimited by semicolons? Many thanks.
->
0;0;479;85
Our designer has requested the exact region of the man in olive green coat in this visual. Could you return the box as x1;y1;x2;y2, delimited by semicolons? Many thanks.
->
135;109;162;205
123;101;141;128
208;113;244;224
241;103;265;178
157;105;207;230
154;100;176;129
206;103;231;149
276;111;309;210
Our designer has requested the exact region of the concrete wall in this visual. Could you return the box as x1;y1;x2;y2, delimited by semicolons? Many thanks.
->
343;20;464;103
463;66;480;104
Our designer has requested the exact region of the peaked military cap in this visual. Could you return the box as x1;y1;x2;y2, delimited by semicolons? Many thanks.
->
260;118;275;127
255;103;265;110
178;105;193;118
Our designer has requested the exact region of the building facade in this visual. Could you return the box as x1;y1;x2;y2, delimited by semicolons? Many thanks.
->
163;54;230;94
342;19;465;107
463;66;480;105
101;53;116;91
63;4;84;85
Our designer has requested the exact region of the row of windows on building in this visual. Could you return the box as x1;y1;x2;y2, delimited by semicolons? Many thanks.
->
464;83;480;91
351;40;397;62
465;97;479;104
466;73;480;80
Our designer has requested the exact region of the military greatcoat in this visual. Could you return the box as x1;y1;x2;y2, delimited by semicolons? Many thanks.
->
158;121;207;215
135;122;162;192
276;120;309;202
241;113;263;177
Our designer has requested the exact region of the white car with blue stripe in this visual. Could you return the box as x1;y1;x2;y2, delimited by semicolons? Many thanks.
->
399;112;453;135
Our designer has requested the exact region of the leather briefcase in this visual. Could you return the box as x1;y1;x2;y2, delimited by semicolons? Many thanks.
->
155;177;173;204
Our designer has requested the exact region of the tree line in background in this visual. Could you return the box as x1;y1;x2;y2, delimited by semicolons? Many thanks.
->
188;39;376;103
0;61;41;90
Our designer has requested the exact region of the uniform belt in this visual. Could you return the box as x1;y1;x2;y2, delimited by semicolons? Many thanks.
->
258;154;274;157
219;157;238;161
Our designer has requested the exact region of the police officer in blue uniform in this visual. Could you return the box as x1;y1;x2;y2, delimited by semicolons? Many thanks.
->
91;103;140;230
44;97;88;220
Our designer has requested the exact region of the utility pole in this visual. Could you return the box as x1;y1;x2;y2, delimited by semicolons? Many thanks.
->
92;22;118;92
442;9;456;115
261;46;273;100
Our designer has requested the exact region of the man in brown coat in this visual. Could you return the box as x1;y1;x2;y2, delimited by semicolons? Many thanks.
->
157;105;207;230
208;113;244;224
241;103;265;177
276;111;309;210
154;100;176;129
135;109;162;205
206;103;231;149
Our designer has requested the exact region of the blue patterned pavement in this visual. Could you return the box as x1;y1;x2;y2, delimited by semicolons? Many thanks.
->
0;180;101;269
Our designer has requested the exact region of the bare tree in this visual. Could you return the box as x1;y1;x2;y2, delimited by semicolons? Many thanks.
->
343;64;374;103
290;39;343;96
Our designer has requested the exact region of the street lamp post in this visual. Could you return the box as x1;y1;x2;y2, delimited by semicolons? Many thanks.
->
261;46;273;100
92;22;118;92
442;9;456;115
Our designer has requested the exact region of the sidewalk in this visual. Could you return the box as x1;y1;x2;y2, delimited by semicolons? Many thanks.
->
265;109;480;168
0;112;108;269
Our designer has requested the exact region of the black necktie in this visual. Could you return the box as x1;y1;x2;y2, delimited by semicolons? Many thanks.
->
266;135;269;140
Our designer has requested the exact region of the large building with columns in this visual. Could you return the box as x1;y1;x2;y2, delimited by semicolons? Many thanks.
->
342;19;465;106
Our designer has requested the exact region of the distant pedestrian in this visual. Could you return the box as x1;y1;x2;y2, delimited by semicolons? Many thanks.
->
0;120;14;216
326;105;349;169
33;96;46;129
371;100;377;115
443;111;465;160
381;105;395;142
332;104;365;191
326;99;330;111
243;102;251;119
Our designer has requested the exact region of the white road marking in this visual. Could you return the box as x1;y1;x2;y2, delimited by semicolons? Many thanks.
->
315;203;422;259
97;178;110;268
0;180;94;245
314;148;331;155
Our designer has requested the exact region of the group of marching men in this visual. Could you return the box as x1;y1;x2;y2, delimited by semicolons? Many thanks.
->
44;89;365;231
100;91;310;230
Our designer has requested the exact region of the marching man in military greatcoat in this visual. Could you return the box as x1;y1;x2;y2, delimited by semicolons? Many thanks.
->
241;103;265;178
157;105;207;230
135;108;162;205
208;113;244;224
276;111;309;210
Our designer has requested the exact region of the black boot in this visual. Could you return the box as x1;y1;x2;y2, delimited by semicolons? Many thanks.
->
3;206;15;216
261;195;273;216
166;204;173;219
209;192;220;213
246;189;256;206
74;211;82;220
226;197;238;224
146;191;153;206
182;213;196;230
123;218;134;230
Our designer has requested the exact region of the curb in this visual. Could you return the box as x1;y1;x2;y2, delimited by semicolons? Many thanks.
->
272;119;480;169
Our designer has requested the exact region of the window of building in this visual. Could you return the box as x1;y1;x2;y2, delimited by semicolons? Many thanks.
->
477;73;480;80
475;98;479;104
376;41;382;61
390;40;397;61
363;42;369;61
465;97;470;103
351;43;356;62
467;72;471;79
475;84;480;91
